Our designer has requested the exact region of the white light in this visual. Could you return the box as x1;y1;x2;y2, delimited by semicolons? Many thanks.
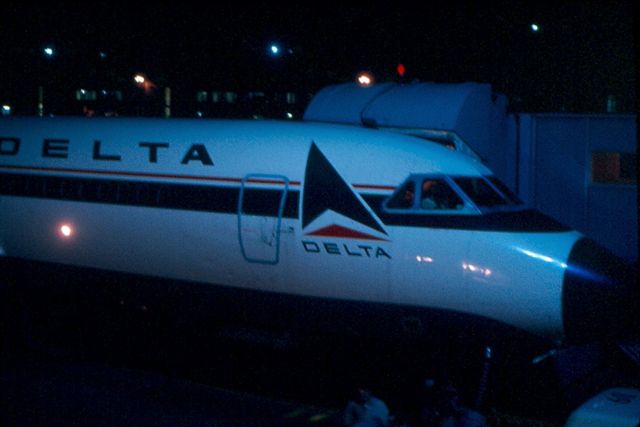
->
44;47;54;56
286;112;293;119
134;75;145;84
416;256;434;263
80;89;86;94
531;23;539;32
270;44;280;55
2;105;10;112
59;224;73;238
357;74;372;86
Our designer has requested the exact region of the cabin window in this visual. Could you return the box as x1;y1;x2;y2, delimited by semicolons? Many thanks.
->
196;91;208;102
75;89;97;101
224;92;238;103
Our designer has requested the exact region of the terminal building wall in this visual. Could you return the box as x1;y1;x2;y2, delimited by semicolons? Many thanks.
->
517;114;637;262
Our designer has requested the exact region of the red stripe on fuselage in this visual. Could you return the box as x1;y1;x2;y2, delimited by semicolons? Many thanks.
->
0;164;301;186
304;224;387;241
0;164;395;191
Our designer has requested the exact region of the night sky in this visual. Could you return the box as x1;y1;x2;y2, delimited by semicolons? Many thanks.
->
0;1;635;114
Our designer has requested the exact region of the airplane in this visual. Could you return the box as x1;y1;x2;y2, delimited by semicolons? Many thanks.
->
0;117;637;362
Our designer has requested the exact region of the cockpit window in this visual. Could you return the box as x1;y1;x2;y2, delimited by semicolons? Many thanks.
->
384;175;522;215
487;176;522;205
419;178;464;210
453;177;508;208
384;176;467;213
386;180;416;209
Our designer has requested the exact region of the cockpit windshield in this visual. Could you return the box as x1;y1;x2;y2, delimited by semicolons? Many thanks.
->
486;176;522;205
383;174;522;215
384;176;467;213
419;178;464;210
453;177;521;207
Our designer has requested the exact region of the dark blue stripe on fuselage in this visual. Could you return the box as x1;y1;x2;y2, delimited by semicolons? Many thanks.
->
0;172;570;232
0;172;299;218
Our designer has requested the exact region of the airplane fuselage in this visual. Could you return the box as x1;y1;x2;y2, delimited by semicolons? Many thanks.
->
0;118;636;348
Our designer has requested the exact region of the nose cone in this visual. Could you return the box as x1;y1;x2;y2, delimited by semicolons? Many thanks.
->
562;238;639;343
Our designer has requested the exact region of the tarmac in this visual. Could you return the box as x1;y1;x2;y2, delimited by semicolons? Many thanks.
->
0;350;341;427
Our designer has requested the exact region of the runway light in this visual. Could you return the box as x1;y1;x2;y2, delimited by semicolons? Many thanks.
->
59;224;73;238
43;47;54;57
531;23;540;32
270;44;280;55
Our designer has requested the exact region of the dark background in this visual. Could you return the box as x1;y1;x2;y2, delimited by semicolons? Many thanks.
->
0;1;636;115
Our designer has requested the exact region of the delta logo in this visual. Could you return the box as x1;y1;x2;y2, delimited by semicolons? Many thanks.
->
300;143;391;259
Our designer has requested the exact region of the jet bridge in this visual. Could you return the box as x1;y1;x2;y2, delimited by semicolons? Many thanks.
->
303;81;515;187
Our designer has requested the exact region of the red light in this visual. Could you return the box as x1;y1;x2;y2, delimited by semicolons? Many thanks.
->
397;63;406;77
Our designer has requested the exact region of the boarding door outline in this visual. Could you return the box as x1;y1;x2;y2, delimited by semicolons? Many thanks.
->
237;174;289;265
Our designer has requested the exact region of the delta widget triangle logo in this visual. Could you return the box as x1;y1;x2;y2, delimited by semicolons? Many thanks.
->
302;143;387;241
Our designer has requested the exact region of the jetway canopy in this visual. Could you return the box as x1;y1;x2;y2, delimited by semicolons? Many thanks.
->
304;81;499;131
304;81;513;184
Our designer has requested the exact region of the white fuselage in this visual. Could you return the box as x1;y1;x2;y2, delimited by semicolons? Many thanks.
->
0;118;583;342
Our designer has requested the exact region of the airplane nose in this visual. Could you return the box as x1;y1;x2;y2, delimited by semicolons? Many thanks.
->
562;238;639;344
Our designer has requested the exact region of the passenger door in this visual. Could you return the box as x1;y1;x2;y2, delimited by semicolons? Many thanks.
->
237;174;289;265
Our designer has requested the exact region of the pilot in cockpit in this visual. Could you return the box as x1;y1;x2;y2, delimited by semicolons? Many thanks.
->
396;182;416;209
420;180;441;209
